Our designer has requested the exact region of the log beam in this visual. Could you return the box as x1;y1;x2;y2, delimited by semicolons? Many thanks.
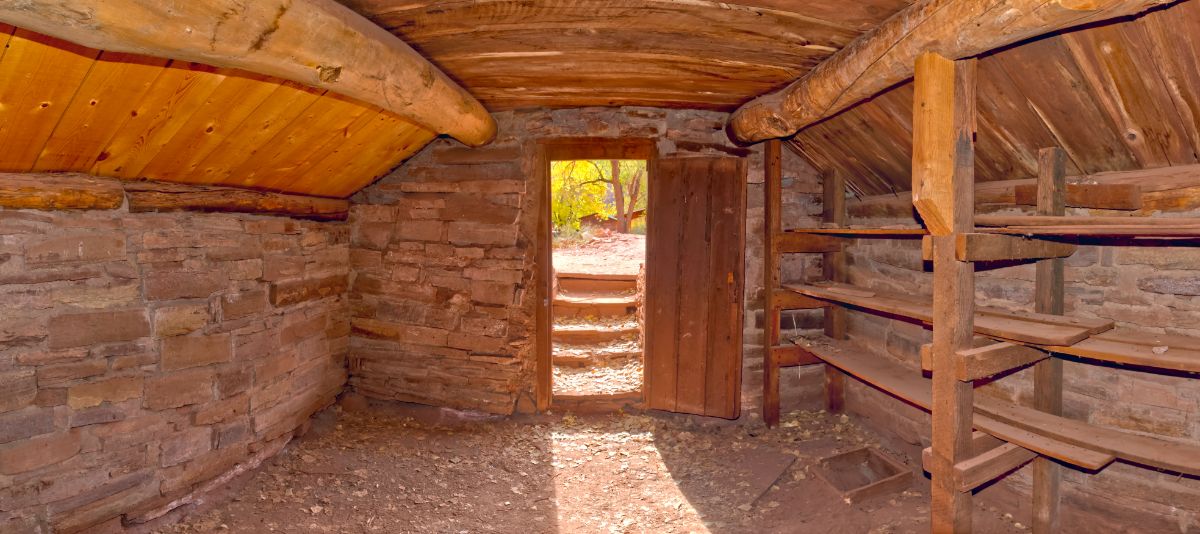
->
0;0;496;146
125;182;349;221
0;173;124;210
0;173;349;221
728;0;1172;143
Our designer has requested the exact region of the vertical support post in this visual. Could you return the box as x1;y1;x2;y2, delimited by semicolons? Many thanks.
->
1032;147;1066;533
763;138;783;427
535;145;553;412
822;170;847;412
914;52;977;534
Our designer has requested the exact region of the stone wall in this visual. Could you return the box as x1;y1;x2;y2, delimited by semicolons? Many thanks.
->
835;203;1200;531
348;106;822;418
0;207;350;532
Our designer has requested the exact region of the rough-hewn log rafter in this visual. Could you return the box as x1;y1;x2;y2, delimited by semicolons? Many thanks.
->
728;0;1175;143
0;0;496;146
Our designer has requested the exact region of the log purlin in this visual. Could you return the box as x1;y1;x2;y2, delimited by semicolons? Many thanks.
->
0;173;349;221
728;0;1174;143
0;0;496;146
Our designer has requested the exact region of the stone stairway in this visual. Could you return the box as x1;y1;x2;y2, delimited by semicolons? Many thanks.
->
551;271;644;413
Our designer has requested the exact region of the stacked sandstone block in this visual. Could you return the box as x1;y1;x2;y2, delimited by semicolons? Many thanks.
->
0;208;349;532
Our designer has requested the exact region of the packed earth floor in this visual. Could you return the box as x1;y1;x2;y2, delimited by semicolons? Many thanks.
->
151;401;1029;534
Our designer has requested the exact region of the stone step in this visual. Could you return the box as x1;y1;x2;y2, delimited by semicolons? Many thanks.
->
553;292;638;318
552;324;640;344
556;272;638;294
551;391;644;414
553;339;641;367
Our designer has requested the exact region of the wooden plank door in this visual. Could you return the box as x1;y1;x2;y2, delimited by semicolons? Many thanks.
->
645;156;747;419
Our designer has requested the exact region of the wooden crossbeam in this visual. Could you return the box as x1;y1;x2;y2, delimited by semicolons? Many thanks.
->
728;0;1172;143
956;343;1047;382
776;232;843;253
772;290;827;310
771;345;823;367
923;442;1038;493
0;0;496;146
1013;183;1142;210
921;233;1077;262
919;234;1077;262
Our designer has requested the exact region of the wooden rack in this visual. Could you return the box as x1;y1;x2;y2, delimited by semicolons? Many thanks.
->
763;52;1200;533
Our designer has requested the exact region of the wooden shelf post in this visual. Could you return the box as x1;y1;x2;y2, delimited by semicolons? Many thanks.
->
1032;147;1066;533
822;170;847;412
763;138;784;427
913;52;978;533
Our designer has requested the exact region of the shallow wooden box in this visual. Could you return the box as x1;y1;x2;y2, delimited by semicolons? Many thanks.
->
813;446;913;503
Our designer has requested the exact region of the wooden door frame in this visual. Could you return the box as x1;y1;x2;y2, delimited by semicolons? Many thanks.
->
533;138;658;412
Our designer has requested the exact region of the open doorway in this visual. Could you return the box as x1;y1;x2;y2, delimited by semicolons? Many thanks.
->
548;158;648;409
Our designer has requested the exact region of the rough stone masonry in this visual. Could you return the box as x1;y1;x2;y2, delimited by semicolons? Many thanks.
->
0;206;349;532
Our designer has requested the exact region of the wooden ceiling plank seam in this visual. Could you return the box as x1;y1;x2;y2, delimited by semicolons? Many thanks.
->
992;35;1137;176
228;95;371;191
289;112;414;195
287;112;394;195
1139;4;1200;160
324;123;437;198
24;45;106;173
0;30;100;172
137;73;285;182
253;104;385;192
91;61;229;178
244;97;378;191
357;0;893;34
319;119;428;194
32;52;171;172
191;82;327;187
1061;23;1196;168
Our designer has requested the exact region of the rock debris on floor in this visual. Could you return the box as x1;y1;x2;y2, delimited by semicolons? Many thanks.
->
151;403;1029;534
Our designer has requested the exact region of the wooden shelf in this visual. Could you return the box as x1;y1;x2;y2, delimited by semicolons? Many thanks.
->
784;282;1111;346
782;227;928;236
796;337;1200;476
788;282;1200;373
975;215;1200;237
1045;330;1200;373
795;337;1112;470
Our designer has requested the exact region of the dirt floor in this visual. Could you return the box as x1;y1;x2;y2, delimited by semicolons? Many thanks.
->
553;232;645;276
148;401;1028;534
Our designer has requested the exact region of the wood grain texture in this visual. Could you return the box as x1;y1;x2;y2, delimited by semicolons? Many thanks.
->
335;0;912;111
1032;147;1066;534
730;0;1172;142
0;27;435;198
0;0;494;145
646;157;746;419
0;173;124;210
793;0;1200;197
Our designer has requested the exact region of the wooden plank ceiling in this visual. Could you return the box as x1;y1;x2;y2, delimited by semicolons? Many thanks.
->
791;1;1200;197
335;0;915;111
0;26;437;199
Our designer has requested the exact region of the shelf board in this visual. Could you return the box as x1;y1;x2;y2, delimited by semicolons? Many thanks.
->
801;336;1200;476
1046;330;1200;373
796;337;1114;471
783;227;928;236
784;282;1106;346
